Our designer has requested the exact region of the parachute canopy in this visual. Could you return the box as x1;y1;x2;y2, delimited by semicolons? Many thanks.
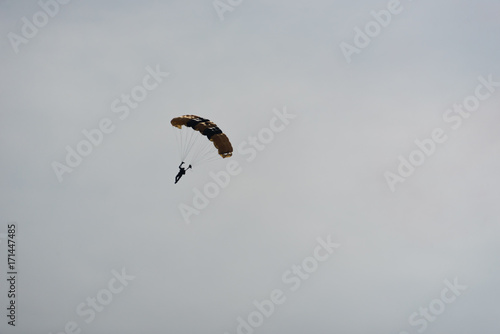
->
171;115;233;166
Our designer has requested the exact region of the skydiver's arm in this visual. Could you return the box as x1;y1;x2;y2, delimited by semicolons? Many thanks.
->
179;162;184;168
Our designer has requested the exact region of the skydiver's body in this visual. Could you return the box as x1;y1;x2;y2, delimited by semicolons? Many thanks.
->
175;162;192;184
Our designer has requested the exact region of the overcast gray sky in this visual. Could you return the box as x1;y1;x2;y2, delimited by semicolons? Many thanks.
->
1;0;500;333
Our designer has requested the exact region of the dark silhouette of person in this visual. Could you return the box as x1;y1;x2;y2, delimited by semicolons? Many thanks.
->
175;162;192;184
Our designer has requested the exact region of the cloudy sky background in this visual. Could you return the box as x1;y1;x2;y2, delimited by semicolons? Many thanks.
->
1;0;499;333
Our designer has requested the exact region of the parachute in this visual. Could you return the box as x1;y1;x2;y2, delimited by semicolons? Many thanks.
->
171;115;233;166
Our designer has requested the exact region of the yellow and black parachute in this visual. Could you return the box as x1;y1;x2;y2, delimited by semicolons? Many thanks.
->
171;115;233;165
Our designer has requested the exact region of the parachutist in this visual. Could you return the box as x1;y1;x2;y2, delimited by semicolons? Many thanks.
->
175;162;192;184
